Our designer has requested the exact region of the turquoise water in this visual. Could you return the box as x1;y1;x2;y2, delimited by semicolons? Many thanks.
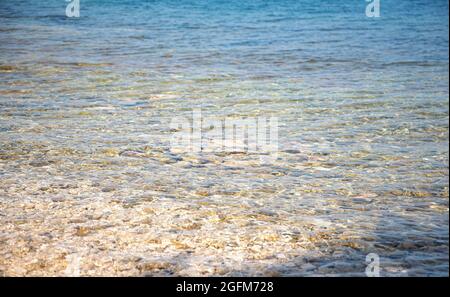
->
0;0;448;276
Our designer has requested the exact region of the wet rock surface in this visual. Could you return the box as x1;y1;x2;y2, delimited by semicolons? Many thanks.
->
0;141;448;276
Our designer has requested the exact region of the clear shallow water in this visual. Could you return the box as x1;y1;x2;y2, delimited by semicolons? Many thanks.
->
0;0;448;276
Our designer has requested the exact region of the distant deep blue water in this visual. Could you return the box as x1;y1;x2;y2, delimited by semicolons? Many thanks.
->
0;0;448;276
1;0;449;77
